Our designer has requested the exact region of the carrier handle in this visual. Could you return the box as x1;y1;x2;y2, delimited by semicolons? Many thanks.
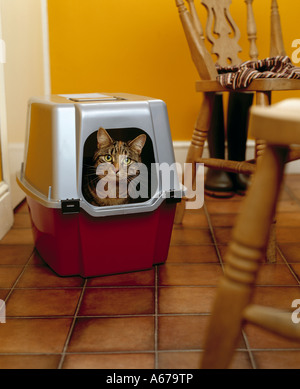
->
68;96;125;102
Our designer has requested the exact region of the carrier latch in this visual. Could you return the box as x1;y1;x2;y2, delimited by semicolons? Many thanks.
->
61;199;80;214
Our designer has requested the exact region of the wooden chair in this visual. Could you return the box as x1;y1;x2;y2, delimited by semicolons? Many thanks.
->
200;98;300;369
174;0;300;261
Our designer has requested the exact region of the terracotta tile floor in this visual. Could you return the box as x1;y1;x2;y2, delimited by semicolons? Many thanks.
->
0;174;300;369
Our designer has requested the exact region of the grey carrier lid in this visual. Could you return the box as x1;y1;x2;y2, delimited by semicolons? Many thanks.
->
17;93;182;217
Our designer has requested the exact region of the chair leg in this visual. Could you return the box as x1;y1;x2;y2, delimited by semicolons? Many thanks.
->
174;92;215;224
205;93;234;198
201;145;288;369
255;141;278;262
227;92;254;193
255;91;277;263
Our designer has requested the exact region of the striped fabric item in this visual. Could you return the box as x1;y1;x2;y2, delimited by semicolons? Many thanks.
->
216;56;300;90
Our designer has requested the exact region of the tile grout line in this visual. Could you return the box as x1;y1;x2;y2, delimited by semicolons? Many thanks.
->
284;185;300;209
57;278;88;369
277;246;300;285
203;202;225;271
4;313;211;321
242;330;257;369
3;248;35;304
1;347;300;357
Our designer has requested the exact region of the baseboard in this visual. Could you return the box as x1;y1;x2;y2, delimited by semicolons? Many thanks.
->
173;140;300;174
173;141;208;167
8;143;25;208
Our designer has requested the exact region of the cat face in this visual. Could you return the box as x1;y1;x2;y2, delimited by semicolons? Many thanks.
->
94;127;146;181
83;127;147;206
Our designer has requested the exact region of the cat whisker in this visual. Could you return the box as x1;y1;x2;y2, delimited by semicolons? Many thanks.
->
83;173;98;177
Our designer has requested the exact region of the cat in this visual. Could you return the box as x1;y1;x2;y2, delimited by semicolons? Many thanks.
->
82;127;147;206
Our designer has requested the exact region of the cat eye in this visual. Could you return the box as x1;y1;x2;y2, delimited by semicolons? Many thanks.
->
104;155;112;162
123;157;131;165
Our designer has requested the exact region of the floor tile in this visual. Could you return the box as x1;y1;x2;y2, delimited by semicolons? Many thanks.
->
290;263;300;281
0;318;72;353
78;288;154;316
167;245;219;263
209;213;238;227
0;245;33;265
213;227;233;244
255;264;299;285
0;266;23;288
158;287;217;314
158;315;210;351
158;350;252;369
245;322;300;349
14;201;29;214
67;317;155;352
62;353;155;369
159;264;223;286
0;289;9;300
279;243;300;263
12;212;32;229
277;188;293;201
6;289;82;317
174;210;209;228
0;355;60;369
158;351;202;369
16;265;83;288
277;200;300;213
170;229;213;245
276;212;300;227
27;250;49;266
253;350;300;369
0;229;34;245
158;315;246;351
86;269;155;287
205;199;242;214
252;286;300;310
276;227;300;243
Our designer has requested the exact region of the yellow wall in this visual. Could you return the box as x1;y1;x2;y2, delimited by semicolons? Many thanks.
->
48;0;300;141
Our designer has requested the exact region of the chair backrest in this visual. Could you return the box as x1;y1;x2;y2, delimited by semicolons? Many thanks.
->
175;0;218;80
201;0;243;67
270;0;286;57
175;0;286;80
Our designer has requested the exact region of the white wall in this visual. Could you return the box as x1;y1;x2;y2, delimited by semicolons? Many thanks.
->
1;0;49;207
0;0;13;238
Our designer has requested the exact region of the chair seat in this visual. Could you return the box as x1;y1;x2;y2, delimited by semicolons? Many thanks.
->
250;98;300;145
196;78;300;92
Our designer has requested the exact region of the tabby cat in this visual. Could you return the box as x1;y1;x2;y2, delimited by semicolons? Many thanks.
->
82;127;146;206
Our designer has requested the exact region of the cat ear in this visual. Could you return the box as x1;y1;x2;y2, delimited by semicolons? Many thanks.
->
129;134;146;155
97;127;113;147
